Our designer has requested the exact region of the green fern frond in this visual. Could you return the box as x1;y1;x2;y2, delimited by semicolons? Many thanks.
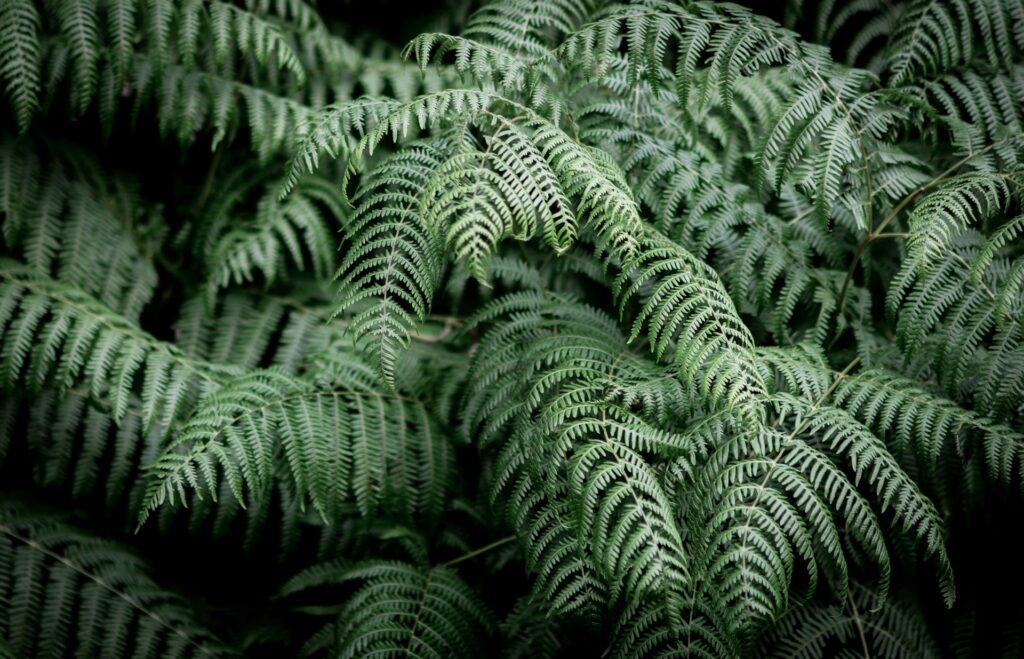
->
0;137;161;320
199;171;339;303
54;0;101;114
759;583;939;658
834;367;1024;495
0;0;40;132
0;498;225;658
610;596;738;659
885;0;1024;85
406;33;547;94
556;0;828;112
206;1;305;81
615;229;765;411
780;396;955;606
141;366;453;525
291;560;492;659
0;259;233;430
332;141;447;386
906;172;1013;271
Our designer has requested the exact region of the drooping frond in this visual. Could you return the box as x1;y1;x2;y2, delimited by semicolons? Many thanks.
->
615;229;765;412
332;140;448;386
141;364;454;525
555;0;831;112
884;0;1024;85
778;395;955;606
0;259;233;430
0;136;162;321
834;367;1024;496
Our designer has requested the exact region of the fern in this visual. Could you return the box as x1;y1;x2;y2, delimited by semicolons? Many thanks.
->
4;0;1024;656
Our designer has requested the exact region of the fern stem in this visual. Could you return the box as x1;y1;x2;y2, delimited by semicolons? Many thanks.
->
195;141;225;210
847;590;872;659
835;138;1010;314
0;525;217;656
442;535;515;567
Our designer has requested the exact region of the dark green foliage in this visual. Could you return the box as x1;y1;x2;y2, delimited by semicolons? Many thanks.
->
1;0;1023;656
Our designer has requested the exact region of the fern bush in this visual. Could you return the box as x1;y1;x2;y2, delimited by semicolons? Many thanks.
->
1;0;1023;656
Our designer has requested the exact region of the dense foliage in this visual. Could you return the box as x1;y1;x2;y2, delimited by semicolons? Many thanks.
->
1;0;1023;656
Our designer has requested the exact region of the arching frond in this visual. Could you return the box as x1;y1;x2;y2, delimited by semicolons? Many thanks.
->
0;260;233;431
615;230;765;411
141;366;454;525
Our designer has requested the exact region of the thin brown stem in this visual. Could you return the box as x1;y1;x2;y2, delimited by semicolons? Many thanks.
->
442;536;516;567
848;590;872;659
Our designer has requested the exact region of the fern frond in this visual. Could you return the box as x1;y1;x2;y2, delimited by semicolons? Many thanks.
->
141;366;453;525
906;172;1012;271
609;596;738;659
332;141;447;386
0;138;161;320
885;0;1024;85
556;0;828;111
199;170;339;303
759;583;939;658
781;396;955;606
406;33;546;95
0;499;225;658
834;367;1024;495
615;229;765;412
463;0;591;57
300;560;492;658
54;0;101;114
0;0;40;132
0;259;233;430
